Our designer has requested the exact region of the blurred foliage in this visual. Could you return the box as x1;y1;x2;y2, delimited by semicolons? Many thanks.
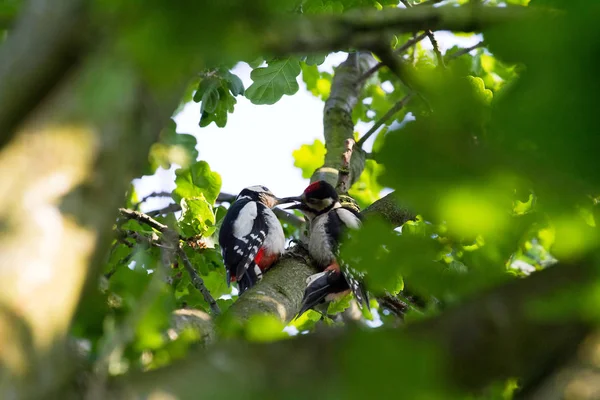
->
15;0;592;397
292;139;326;178
146;119;198;174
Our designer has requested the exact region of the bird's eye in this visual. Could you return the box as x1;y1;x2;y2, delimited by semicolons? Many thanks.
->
261;186;268;191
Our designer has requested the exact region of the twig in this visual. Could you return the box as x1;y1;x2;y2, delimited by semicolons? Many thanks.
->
146;196;305;227
147;203;182;217
378;294;411;319
400;0;445;68
178;247;221;316
92;238;170;395
114;216;220;315
357;93;413;147
134;191;172;210
427;30;445;68
356;32;428;86
416;0;445;5
217;193;237;203
118;208;170;233
446;41;485;62
357;40;485;148
336;139;355;194
274;208;305;226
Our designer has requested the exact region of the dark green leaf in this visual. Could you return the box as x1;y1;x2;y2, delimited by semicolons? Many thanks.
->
222;70;245;96
245;58;301;105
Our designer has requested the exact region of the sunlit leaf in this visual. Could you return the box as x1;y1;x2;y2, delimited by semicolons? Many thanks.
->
292;139;326;179
173;161;222;205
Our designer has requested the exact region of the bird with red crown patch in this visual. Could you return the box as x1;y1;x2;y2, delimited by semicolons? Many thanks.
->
285;180;369;317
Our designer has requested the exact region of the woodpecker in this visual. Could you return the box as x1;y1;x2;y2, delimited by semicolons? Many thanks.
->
218;185;294;294
286;180;369;316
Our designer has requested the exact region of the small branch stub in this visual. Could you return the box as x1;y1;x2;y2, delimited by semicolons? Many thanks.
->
336;138;355;194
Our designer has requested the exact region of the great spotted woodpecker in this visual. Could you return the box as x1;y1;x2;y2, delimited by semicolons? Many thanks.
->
286;180;369;316
218;185;295;294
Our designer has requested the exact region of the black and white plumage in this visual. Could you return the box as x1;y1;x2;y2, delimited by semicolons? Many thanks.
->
286;181;370;316
218;185;289;294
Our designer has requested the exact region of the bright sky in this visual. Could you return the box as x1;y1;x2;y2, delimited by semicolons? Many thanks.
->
134;33;482;213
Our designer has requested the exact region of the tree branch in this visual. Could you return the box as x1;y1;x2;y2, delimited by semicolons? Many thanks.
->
311;52;372;186
118;208;170;233
217;246;317;328
446;40;485;62
265;5;530;56
361;192;416;226
399;0;445;68
355;32;429;86
134;191;172;209
178;247;221;316
145;195;305;226
335;139;355;194
122;258;597;398
357;94;413;148
357;39;485;149
116;209;221;315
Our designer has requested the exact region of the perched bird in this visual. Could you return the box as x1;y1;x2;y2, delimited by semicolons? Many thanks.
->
286;180;369;316
218;185;295;294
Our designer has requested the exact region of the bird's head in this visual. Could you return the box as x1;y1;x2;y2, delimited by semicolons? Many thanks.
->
282;180;340;220
237;185;298;209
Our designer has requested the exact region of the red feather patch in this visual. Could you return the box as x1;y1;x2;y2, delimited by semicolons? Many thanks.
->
304;180;321;194
255;247;278;271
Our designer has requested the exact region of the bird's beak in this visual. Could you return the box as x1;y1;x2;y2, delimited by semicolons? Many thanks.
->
283;203;304;210
275;196;303;206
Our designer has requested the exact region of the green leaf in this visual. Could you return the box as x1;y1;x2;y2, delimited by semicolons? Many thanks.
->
301;62;332;100
221;70;245;96
173;161;222;205
147;119;199;173
245;58;301;105
349;159;384;208
292;139;326;179
178;197;216;237
199;91;236;128
304;54;327;66
134;285;175;351
326;293;352;314
200;85;220;114
202;268;229;299
193;73;241;128
244;315;287;342
193;77;221;104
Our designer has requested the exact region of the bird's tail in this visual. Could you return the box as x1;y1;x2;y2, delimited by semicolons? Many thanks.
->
341;262;370;310
295;271;333;318
236;261;261;295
